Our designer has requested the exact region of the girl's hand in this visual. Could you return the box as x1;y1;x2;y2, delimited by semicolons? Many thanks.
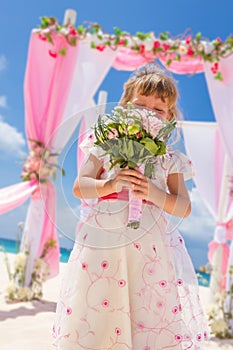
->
131;167;152;201
109;167;146;194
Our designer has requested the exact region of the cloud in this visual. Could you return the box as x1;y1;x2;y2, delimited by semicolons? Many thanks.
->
179;188;215;242
0;115;26;157
178;188;216;268
0;55;7;71
0;95;7;108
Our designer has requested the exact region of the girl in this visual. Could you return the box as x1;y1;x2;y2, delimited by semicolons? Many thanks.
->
53;65;209;349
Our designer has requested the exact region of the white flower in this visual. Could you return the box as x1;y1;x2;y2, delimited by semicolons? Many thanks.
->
14;253;27;269
178;45;187;55
203;41;214;54
17;287;33;301
5;282;17;294
59;27;70;35
211;319;228;335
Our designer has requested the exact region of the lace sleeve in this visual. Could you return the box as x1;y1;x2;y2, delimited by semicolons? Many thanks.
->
79;132;105;159
166;150;194;181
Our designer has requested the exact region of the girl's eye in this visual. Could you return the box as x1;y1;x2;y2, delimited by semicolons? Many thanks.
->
155;109;165;115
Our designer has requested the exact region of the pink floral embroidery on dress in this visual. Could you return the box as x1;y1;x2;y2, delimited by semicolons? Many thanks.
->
81;262;88;269
175;334;183;342
101;260;108;268
177;278;183;286
115;327;121;335
172;306;179;314
102;299;109;307
118;279;126;287
134;243;141;250
159;280;167;288
66;307;72;315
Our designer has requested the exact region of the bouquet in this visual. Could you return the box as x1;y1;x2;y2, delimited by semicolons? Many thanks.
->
94;104;176;229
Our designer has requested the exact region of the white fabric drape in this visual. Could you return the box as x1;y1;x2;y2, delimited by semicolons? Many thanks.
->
53;40;118;151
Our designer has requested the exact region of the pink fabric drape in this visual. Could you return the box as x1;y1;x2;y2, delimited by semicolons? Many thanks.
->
22;31;79;281
204;56;233;166
0;181;38;215
112;47;204;74
203;57;233;292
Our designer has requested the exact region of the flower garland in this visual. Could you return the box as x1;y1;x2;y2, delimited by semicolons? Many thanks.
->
206;264;233;339
1;238;57;302
36;16;233;81
21;139;65;184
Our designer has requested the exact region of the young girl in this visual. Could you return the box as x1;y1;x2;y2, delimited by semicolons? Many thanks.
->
53;65;209;349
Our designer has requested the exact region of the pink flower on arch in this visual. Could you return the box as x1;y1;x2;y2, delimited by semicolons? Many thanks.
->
49;50;57;58
153;40;161;49
185;35;192;45
187;46;194;56
68;25;76;36
196;334;202;341
140;44;145;55
143;346;151;350
38;32;47;41
162;43;170;51
211;62;219;74
96;45;106;51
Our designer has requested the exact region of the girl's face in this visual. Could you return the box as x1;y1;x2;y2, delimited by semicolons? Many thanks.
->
131;93;171;121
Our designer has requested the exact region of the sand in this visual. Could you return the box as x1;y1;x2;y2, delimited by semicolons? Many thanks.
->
1;253;233;350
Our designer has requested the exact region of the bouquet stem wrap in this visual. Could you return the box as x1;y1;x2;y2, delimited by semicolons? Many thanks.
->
127;164;145;229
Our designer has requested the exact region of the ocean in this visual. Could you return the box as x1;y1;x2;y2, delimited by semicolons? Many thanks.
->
0;237;210;287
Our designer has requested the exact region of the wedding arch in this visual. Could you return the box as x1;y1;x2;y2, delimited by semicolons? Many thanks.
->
0;9;233;300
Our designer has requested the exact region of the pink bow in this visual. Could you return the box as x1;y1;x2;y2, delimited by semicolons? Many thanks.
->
217;219;233;240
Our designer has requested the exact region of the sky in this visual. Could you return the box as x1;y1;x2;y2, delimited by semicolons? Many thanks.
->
0;0;232;269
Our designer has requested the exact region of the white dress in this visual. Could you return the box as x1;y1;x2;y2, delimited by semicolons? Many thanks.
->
53;136;209;350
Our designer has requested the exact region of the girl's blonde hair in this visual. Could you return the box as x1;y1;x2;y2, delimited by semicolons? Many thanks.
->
119;64;179;119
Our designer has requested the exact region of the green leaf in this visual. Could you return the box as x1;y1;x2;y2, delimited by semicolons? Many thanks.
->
166;58;172;66
159;32;168;41
113;26;126;36
174;54;181;61
136;32;150;41
58;48;67;56
40;16;51;29
140;138;159;155
91;41;96;49
76;25;86;34
215;72;223;81
195;32;202;40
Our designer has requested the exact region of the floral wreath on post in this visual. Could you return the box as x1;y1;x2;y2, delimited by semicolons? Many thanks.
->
35;16;233;81
1;139;65;302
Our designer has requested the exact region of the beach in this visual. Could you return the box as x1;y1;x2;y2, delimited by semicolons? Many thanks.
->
1;253;233;350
